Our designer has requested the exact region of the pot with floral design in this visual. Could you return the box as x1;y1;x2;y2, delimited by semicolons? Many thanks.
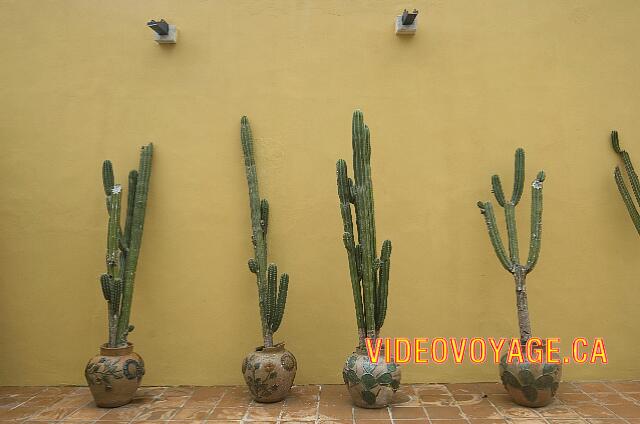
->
85;343;145;407
343;346;401;408
499;342;562;407
242;343;297;403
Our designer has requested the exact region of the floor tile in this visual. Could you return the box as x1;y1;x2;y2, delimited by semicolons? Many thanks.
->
606;381;640;393
539;406;581;419
208;407;247;420
461;403;502;419
390;406;427;419
604;403;640;418
352;406;391;420
65;406;109;420
425;406;464;419
570;404;616;418
134;407;178;420
574;383;615;394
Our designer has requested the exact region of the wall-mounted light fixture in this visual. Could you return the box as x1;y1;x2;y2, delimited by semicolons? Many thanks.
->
147;19;177;44
395;9;419;35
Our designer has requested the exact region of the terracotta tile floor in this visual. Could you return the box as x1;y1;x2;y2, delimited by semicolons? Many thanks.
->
1;382;640;424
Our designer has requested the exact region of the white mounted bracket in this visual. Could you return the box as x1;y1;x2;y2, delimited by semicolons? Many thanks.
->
395;9;418;35
154;25;177;44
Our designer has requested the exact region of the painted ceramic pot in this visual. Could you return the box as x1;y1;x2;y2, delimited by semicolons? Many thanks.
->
343;347;401;408
85;343;145;407
499;342;562;407
242;343;297;403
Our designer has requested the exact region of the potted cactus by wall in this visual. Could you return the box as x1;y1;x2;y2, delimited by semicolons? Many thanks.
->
239;116;296;403
85;144;153;407
477;148;560;408
610;131;640;233
336;110;400;409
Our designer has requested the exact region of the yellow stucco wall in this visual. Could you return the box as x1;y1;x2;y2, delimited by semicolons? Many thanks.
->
1;0;639;386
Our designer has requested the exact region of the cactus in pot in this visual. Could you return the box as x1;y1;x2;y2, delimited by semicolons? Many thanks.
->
239;116;296;403
85;143;153;407
477;148;560;408
337;110;400;408
610;130;640;233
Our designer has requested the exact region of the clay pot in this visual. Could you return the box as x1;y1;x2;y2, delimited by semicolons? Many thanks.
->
242;343;297;403
85;343;145;407
499;343;562;407
343;347;401;408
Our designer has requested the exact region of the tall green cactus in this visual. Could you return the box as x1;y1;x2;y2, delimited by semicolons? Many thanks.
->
611;131;640;234
240;116;290;348
337;110;392;349
99;144;153;348
477;148;545;346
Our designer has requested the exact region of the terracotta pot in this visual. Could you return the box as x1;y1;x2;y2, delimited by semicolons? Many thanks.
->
85;343;145;407
499;342;562;407
242;343;297;403
343;347;401;408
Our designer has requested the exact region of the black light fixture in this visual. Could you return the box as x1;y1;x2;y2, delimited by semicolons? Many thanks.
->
147;19;170;36
146;19;177;44
396;8;419;35
401;9;419;25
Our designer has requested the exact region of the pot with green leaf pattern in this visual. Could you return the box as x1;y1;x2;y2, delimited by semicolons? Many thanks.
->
242;343;297;403
85;343;145;407
342;347;401;408
499;342;562;408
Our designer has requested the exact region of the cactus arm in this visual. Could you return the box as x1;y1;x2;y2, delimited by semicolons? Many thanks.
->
337;159;367;338
102;160;115;197
612;131;640;209
343;232;365;341
337;160;355;235
260;199;269;239
248;258;259;274
511;148;525;205
362;125;377;257
614;167;640;234
100;273;111;301
122;170;138;249
266;263;278;326
375;240;391;332
106;187;122;278
478;201;513;272
612;130;622;153
504;203;520;264
270;273;289;332
116;143;153;346
100;273;116;347
526;171;545;271
491;175;506;207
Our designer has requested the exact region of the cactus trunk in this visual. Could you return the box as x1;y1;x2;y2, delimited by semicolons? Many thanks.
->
514;266;531;345
478;148;544;343
98;144;153;348
337;110;392;348
240;116;290;348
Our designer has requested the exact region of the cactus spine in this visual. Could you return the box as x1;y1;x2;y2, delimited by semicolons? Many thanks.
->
99;144;153;348
240;116;290;348
477;148;545;346
337;110;392;349
611;131;640;234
